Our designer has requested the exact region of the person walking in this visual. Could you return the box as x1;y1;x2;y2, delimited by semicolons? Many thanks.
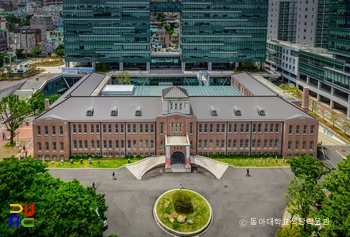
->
246;168;250;177
92;182;95;189
112;172;116;180
179;184;183;190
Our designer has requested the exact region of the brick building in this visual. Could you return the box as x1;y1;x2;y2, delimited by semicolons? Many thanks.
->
33;73;319;168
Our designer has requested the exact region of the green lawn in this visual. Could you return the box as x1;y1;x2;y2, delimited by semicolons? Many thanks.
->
213;157;290;167
156;190;210;232
45;157;144;168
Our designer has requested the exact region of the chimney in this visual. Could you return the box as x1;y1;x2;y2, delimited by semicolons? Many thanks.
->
302;87;309;112
44;98;49;111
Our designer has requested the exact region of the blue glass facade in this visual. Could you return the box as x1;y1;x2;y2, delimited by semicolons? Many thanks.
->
63;0;268;69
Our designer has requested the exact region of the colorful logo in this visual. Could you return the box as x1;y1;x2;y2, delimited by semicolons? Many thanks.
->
9;204;35;228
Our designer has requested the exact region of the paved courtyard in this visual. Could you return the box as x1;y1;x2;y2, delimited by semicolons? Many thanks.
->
49;167;294;237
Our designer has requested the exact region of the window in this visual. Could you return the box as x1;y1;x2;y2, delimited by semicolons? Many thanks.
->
103;140;107;149
257;140;261;148
198;140;202;148
115;140;119;149
78;125;82;133
79;140;82;149
91;140;95;149
96;124;100;133
133;140;136;149
179;103;182;110
289;125;293;134
171;123;174;133
199;124;202;133
216;140;219;149
109;140;112;149
234;124;237;133
269;140;273;148
303;125;307;134
127;124;131;133
52;126;56;135
233;140;237;148
228;124;232;133
145;140;148;149
228;140;232;148
89;124;94;134
140;124;143;133
245;140;249;149
221;140;225;148
190;123;193;134
96;140;100;149
296;125;300;134
180;123;182;133
240;124;244;133
216;124;220;133
140;140;143;149
102;124;106;133
302;141;306;150
72;125;76;133
204;140;208;148
38;142;42;151
59;126;63;135
73;141;77;149
222;124;225;133
121;140;124;149
160;123;164;134
246;124;250;133
204;124;208;133
275;140;278;148
45;142;49;151
210;124;213;133
309;141;314;150
132;124;136;133
84;140;88;149
150;124;154;133
275;124;279;133
44;126;48;135
252;124;256;132
310;125;314;134
288;141;292;150
150;140;154;149
120;124;124;133
145;124;148;133
258;124;262;132
252;140;256;148
270;124;274;133
264;140;268;148
295;141;299;150
240;140;244;148
108;124;112;133
115;124;119;133
127;140;131;149
264;124;268;133
60;142;64;151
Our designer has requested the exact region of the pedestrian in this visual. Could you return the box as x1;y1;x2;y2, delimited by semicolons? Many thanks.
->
2;132;5;141
25;150;28;157
246;168;250;177
23;145;26;151
92;182;95;189
112;172;115;177
179;184;183;190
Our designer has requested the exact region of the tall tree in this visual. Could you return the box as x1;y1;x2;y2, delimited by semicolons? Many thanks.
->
341;121;350;134
320;106;326;120
32;46;41;57
0;95;31;144
0;157;108;237
115;70;131;85
288;154;330;180
16;48;24;59
317;158;350;237
329;111;339;128
311;101;318;113
28;92;45;114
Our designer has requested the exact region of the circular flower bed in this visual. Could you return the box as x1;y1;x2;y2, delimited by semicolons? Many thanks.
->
154;189;212;236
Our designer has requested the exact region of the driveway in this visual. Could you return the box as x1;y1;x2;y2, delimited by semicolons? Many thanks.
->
49;167;293;237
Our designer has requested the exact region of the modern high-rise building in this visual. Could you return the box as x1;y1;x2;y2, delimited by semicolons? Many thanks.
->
63;0;268;71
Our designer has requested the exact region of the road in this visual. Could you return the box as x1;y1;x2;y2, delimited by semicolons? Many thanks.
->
317;127;350;170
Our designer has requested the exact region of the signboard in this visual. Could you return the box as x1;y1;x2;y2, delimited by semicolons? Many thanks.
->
78;67;94;74
62;67;78;74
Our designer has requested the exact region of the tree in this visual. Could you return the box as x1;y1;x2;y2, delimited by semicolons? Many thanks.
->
320;106;326;120
288;155;330;181
342;121;350;134
317;158;350;237
16;48;24;59
32;46;41;57
115;70;131;85
56;44;64;57
311;101;318;113
0;157;108;237
172;190;194;214
48;94;61;104
330;111;339;127
28;92;45;114
0;66;4;76
0;95;31;144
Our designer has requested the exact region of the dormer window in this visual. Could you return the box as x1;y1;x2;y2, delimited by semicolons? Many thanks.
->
210;106;217;116
86;106;94;116
233;106;241;116
135;106;142;116
257;106;265;116
110;106;118;116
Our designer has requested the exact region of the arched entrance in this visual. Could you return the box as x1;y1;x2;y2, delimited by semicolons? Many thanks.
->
171;152;185;165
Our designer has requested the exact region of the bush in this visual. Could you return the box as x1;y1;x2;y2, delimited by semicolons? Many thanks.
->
276;226;303;237
172;190;194;214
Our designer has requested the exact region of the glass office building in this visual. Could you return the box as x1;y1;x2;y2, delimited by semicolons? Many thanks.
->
63;0;268;71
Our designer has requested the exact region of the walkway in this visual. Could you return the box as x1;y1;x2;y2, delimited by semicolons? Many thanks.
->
126;155;229;180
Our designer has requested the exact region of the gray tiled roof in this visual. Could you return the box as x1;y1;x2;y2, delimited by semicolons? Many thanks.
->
36;95;312;122
162;86;189;99
232;73;277;96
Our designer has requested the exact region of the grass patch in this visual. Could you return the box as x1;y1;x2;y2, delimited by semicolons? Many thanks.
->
45;157;144;168
213;157;290;167
29;59;64;67
0;138;31;161
156;190;210;232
